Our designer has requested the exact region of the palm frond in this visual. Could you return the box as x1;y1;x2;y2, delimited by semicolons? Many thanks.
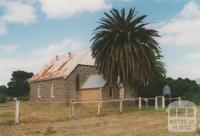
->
91;8;166;91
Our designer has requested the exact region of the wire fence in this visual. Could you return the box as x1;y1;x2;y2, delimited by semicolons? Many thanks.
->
0;99;69;125
0;96;181;125
69;96;181;118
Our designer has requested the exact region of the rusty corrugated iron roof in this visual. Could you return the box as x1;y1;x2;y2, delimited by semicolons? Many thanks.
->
31;48;95;81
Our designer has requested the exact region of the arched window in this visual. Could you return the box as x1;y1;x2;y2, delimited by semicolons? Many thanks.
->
109;87;113;97
38;83;41;98
76;75;80;91
51;82;55;98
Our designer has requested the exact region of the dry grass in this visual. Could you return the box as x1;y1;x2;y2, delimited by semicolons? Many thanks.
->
0;101;199;136
0;101;69;124
0;102;15;124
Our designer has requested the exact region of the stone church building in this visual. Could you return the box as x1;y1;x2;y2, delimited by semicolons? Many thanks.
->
30;48;133;104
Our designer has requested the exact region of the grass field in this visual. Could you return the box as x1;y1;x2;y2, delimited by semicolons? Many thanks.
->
0;102;199;136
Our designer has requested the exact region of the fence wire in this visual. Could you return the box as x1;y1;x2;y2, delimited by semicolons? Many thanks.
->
0;97;181;124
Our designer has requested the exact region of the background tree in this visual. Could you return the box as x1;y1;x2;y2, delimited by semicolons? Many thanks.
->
0;85;8;103
0;85;8;95
138;77;166;97
7;70;33;97
91;8;166;94
167;78;200;104
139;77;200;104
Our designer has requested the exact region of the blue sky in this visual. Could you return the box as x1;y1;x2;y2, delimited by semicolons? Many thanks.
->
0;0;200;85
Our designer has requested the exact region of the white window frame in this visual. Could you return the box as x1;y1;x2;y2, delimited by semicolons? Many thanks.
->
38;83;41;98
51;82;55;98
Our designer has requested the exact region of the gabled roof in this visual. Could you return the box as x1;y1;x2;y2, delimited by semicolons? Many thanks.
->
31;48;95;81
81;75;106;89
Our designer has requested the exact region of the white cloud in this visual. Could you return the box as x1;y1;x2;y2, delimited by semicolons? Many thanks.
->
178;1;200;19
40;0;111;18
0;0;37;24
0;22;7;35
0;37;81;85
0;45;17;55
31;38;81;57
186;53;200;60
167;64;200;79
158;1;200;46
21;0;38;5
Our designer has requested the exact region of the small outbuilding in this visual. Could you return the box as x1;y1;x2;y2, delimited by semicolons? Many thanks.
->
80;75;119;101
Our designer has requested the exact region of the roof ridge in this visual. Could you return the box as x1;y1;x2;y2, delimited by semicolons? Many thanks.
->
31;48;95;81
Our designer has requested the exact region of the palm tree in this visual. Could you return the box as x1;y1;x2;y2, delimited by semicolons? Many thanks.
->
91;8;166;92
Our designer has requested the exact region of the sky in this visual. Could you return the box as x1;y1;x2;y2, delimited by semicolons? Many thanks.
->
0;0;200;85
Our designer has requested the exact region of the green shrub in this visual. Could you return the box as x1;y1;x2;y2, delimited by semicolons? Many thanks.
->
6;96;13;101
0;91;7;103
18;97;29;101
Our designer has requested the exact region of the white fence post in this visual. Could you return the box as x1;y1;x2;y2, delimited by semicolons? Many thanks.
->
97;102;101;116
146;99;148;108
120;99;123;113
15;101;20;124
139;97;142;109
155;97;158;110
178;97;181;105
162;96;165;109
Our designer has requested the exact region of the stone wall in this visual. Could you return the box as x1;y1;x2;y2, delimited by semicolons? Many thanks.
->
30;78;67;103
102;85;119;100
80;88;102;101
101;84;133;100
66;65;98;101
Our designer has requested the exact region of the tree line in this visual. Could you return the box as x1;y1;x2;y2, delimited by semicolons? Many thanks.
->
0;70;200;104
139;77;200;104
0;70;33;103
